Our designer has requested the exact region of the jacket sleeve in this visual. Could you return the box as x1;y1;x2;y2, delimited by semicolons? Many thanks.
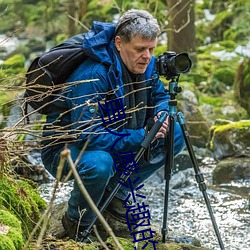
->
65;61;146;153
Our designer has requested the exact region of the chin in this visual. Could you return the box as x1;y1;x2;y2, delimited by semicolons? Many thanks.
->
134;69;146;75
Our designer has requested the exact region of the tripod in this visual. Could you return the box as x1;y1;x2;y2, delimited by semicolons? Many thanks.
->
162;77;225;249
82;77;225;250
82;110;169;240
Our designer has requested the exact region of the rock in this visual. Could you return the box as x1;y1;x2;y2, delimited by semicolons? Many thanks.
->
213;157;250;184
170;168;193;189
181;89;199;105
45;202;212;250
209;120;250;160
235;57;250;116
179;100;211;148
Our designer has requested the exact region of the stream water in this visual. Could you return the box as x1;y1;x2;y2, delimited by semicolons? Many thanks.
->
38;156;250;250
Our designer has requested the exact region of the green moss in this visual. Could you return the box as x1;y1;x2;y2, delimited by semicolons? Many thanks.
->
0;235;16;250
213;120;250;133
0;54;26;86
0;175;47;239
0;209;21;229
106;237;134;249
235;57;250;115
199;95;224;107
0;209;24;249
213;67;235;86
1;54;25;69
209;120;250;150
217;40;237;51
7;228;24;249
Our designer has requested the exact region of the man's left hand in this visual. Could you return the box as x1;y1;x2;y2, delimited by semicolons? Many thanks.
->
154;112;169;139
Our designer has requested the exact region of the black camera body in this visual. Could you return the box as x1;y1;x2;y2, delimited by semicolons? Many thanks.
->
156;51;192;79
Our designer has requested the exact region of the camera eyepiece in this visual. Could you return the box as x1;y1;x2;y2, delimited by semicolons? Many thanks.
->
156;51;192;79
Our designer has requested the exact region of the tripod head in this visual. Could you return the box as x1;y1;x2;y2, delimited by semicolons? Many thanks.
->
168;76;182;100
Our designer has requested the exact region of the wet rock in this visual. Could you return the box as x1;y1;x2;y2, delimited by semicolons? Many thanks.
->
213;157;250;184
46;201;211;250
209;119;250;160
170;168;193;189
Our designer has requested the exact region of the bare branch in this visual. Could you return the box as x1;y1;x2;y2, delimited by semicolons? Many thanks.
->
62;148;124;250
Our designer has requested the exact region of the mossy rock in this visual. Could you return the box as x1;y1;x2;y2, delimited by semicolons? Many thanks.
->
235;57;250;116
0;209;24;250
1;54;25;69
199;92;248;122
209;120;250;160
0;54;26;86
28;236;212;250
213;67;235;86
0;174;47;239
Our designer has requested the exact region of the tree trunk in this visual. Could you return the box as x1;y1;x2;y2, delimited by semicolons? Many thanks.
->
167;0;196;62
67;0;77;36
78;0;88;20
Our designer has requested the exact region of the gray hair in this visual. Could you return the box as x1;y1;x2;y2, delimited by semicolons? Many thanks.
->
115;9;160;43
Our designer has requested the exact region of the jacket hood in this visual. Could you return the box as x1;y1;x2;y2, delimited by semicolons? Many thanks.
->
82;21;116;65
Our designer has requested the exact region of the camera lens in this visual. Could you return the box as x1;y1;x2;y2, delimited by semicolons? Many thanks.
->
156;51;192;79
174;53;192;73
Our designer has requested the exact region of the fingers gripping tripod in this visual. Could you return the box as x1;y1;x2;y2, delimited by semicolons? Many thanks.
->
82;77;225;249
162;77;225;249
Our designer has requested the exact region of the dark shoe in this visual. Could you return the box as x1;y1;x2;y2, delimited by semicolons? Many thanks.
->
101;191;133;224
61;213;97;242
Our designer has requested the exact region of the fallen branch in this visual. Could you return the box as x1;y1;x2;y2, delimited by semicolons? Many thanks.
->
61;148;124;250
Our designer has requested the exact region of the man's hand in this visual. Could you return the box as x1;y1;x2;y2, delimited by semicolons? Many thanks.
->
154;111;169;139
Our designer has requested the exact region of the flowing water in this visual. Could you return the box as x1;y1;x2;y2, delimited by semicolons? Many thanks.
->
38;156;250;250
140;157;250;250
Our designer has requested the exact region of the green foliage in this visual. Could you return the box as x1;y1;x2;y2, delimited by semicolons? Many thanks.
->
196;0;250;47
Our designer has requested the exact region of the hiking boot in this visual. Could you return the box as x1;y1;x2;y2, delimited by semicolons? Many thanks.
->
101;191;133;224
61;213;97;242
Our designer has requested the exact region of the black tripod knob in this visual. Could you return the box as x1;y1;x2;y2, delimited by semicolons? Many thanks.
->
174;86;182;93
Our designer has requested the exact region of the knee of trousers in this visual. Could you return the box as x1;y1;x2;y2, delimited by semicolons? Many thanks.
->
174;122;186;155
77;150;115;181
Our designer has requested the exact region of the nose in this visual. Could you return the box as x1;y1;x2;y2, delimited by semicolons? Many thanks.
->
142;49;151;60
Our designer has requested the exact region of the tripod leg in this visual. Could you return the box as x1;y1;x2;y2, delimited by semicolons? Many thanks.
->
177;112;225;250
162;114;175;243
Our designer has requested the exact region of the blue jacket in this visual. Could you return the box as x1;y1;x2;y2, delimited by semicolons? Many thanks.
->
44;21;170;153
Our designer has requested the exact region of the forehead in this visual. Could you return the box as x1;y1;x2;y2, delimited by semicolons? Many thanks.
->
127;34;157;47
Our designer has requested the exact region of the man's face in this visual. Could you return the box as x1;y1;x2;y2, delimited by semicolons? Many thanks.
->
115;35;157;74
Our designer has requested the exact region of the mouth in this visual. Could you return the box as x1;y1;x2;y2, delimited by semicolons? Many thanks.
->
138;62;148;67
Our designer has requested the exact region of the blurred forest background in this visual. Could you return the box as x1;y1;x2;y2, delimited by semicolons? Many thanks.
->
0;0;250;129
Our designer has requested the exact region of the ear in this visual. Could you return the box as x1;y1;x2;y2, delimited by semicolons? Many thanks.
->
115;36;122;51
